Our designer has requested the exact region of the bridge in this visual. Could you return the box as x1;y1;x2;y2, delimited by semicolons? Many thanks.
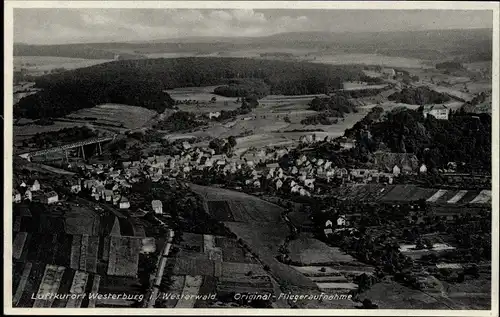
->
19;135;117;161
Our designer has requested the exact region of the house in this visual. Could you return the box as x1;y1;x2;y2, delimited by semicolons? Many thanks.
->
423;105;449;120
325;220;333;228
419;164;428;174
436;263;463;270
119;196;130;209
112;194;121;205
275;179;283;190
299;188;310;196
28;179;41;192
324;228;333;236
182;141;192;150
70;179;82;194
24;190;32;201
393;165;401;176
253;180;261;188
140;238;157;254
103;190;113;202
208;111;221;119
382;68;396;78
304;179;315;190
44;191;59;204
152;200;163;214
13;190;21;203
337;215;347;226
374;151;419;174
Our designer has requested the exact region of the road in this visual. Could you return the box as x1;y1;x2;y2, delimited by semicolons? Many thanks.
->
147;229;175;308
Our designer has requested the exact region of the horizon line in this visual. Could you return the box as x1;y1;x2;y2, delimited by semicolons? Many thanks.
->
14;27;493;46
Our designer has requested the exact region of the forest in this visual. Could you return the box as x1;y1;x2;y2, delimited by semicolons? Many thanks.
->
21;126;98;148
435;61;464;70
14;57;364;119
388;86;451;105
213;78;270;98
308;94;358;117
348;107;491;172
153;111;207;132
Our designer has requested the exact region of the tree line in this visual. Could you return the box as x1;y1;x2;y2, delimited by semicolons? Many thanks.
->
15;57;364;119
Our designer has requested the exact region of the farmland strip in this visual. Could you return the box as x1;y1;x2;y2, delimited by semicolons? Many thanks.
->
12;262;32;306
51;268;76;307
86;236;99;273
70;234;82;270
80;234;89;271
98;236;105;260
316;282;357;290
38;233;56;264
12;263;26;293
110;218;121;236
33;265;66;308
470;190;492;204
13;232;28;260
17;262;46;307
65;271;89;308
106;236;119;276
194;276;217;308
13;216;22;232
50;234;59;264
426;189;448;203
447;190;469;204
174;275;203;308
102;236;110;261
55;233;73;267
80;274;94;308
87;275;101;308
18;233;32;263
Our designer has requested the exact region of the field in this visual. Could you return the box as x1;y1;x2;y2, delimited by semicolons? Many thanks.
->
14;56;112;74
312;53;432;69
193;185;284;223
12;261;106;308
13;121;90;139
190;185;316;289
175;275;204;308
106;236;142;277
359;280;469;309
65;103;157;130
215;236;259;264
64;203;100;235
161;86;368;151
332;184;492;206
288;236;355;266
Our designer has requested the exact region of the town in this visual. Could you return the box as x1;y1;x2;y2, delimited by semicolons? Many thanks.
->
10;7;494;312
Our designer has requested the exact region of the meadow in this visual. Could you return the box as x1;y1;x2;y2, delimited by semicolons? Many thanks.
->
14;56;112;73
66;103;157;130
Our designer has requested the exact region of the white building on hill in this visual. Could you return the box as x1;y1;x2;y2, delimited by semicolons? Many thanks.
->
423;105;449;120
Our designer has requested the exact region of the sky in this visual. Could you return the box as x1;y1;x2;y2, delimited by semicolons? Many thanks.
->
14;9;493;45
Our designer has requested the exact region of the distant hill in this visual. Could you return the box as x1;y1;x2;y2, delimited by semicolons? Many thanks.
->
15;28;492;63
14;43;146;60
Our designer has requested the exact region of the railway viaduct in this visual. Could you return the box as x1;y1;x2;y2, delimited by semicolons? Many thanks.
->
19;135;117;162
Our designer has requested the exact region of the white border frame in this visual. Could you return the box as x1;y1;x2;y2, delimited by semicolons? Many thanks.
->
3;2;499;316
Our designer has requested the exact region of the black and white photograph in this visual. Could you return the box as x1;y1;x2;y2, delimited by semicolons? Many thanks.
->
4;1;499;315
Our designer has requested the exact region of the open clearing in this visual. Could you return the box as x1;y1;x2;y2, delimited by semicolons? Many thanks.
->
312;53;431;69
161;87;367;151
14;56;112;73
66;103;157;130
288;237;355;266
107;236;141;277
